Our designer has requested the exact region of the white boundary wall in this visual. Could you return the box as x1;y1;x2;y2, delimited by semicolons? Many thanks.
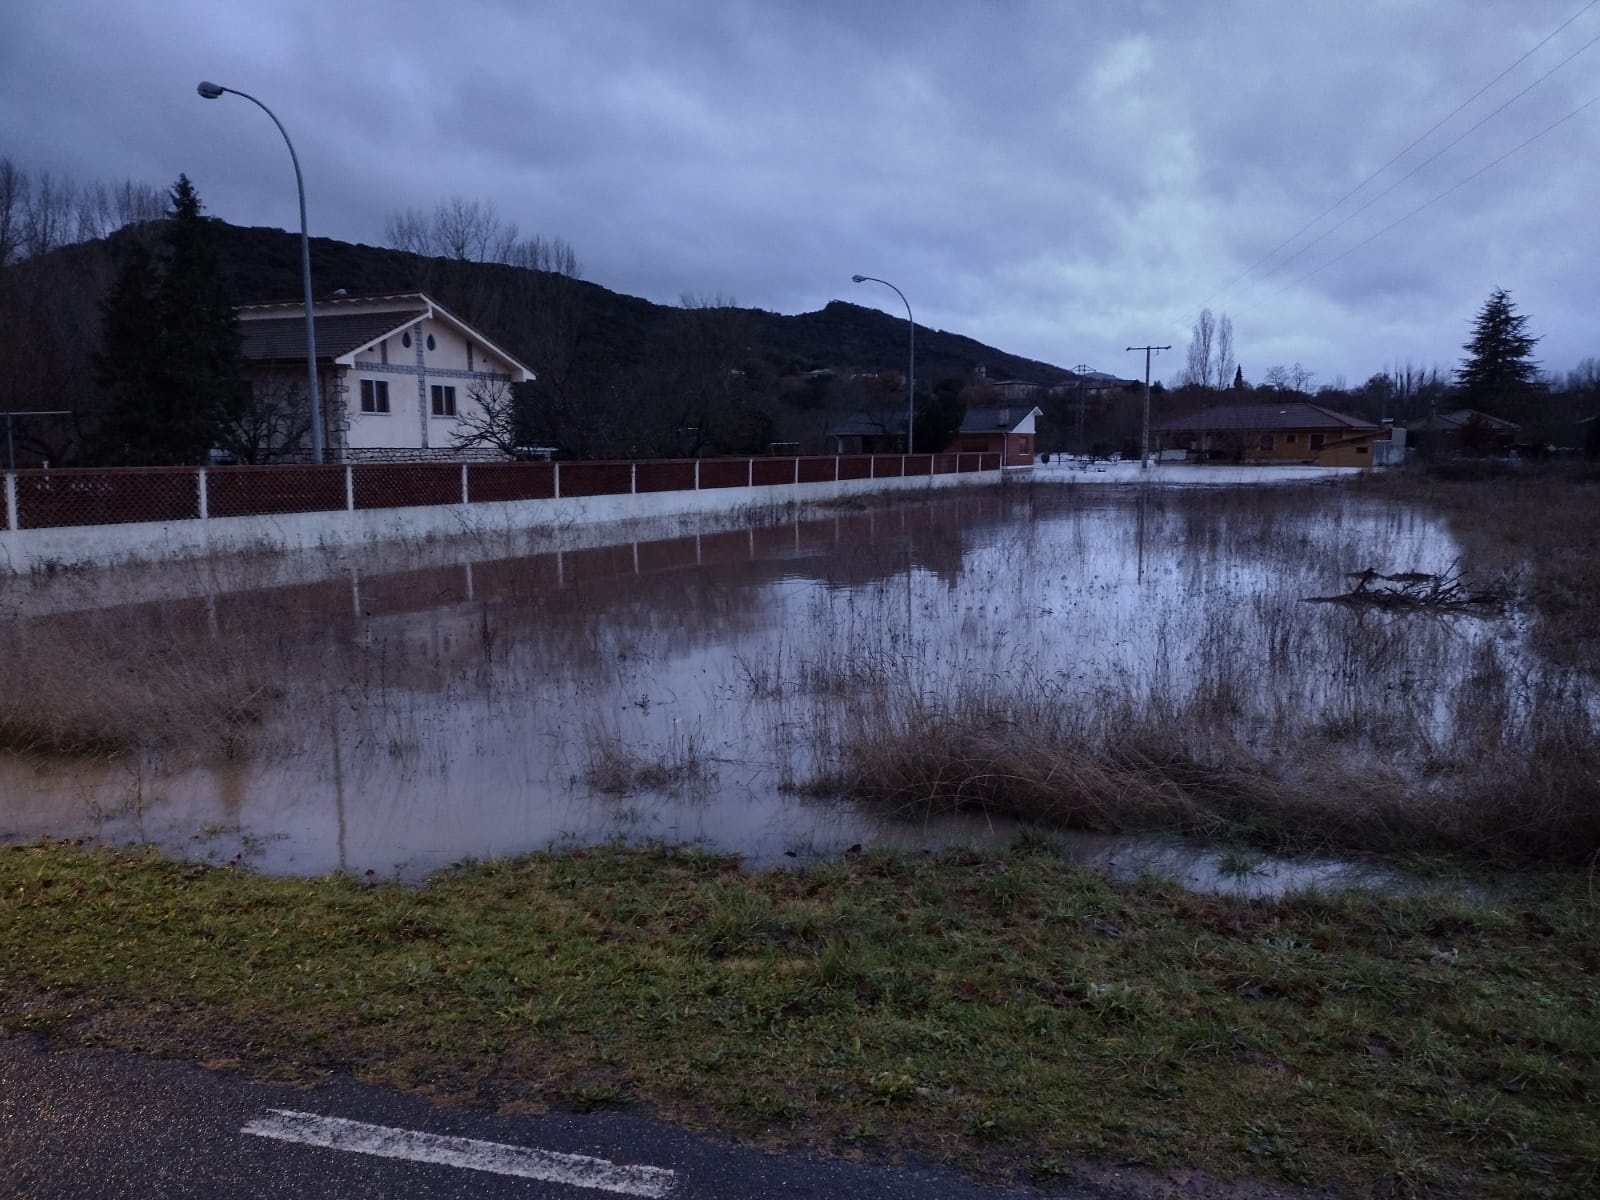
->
0;467;998;575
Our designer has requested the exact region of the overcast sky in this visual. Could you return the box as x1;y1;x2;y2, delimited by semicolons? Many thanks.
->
4;0;1597;387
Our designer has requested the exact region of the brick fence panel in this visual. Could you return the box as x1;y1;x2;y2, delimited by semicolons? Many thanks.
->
15;467;200;529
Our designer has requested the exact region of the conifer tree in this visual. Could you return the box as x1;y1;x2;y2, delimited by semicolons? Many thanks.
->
1456;288;1540;418
91;239;165;464
92;175;243;464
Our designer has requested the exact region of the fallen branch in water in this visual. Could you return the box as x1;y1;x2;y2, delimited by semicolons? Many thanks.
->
1304;561;1504;613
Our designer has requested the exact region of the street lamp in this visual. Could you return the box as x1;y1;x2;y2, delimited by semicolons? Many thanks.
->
851;275;915;454
197;80;324;463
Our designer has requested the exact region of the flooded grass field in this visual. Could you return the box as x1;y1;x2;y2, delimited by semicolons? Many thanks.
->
2;476;1596;888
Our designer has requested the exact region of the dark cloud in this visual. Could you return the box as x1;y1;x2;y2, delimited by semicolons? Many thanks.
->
3;0;1595;384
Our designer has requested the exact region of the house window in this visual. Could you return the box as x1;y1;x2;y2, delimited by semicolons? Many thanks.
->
1357;444;1369;454
426;334;436;351
360;379;390;414
379;339;388;365
430;384;457;417
466;342;474;371
1309;433;1326;450
1258;434;1274;451
402;331;412;348
1285;432;1297;444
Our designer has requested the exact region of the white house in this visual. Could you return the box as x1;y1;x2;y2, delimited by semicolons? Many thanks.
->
236;292;534;462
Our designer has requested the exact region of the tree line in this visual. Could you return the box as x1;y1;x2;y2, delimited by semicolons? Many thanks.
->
1166;297;1599;456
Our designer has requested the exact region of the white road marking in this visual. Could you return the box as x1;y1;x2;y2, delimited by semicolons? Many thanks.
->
242;1109;676;1197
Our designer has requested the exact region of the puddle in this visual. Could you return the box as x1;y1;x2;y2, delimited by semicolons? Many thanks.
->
0;485;1578;894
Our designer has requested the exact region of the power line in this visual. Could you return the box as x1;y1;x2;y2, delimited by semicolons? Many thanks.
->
1197;0;1599;313
1229;27;1600;307
1238;89;1600;318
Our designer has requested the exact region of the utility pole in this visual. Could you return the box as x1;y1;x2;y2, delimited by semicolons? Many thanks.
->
1073;363;1091;456
1125;345;1170;469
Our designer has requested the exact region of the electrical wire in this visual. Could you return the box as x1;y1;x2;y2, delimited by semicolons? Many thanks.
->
1236;89;1600;318
1195;0;1599;313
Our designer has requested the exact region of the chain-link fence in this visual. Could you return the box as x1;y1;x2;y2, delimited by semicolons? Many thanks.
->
12;467;200;529
465;462;556;503
556;461;633;498
634;461;697;493
353;463;463;510
4;453;1004;534
207;465;347;518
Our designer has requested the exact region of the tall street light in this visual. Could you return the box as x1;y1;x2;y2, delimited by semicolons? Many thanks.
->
851;275;914;454
197;81;324;464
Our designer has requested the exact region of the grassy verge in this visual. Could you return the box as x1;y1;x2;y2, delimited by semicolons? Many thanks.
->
2;840;1595;1197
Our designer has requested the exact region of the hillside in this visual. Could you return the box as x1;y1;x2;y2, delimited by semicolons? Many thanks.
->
0;218;1124;463
207;223;1080;388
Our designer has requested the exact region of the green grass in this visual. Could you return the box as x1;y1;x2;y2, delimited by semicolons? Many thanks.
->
2;840;1596;1196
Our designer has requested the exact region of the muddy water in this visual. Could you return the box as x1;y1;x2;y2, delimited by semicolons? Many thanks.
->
0;483;1536;892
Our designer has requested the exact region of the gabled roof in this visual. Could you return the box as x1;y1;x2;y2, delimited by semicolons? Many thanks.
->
1152;402;1379;434
960;405;1042;434
239;310;427;363
1403;408;1521;433
235;292;534;381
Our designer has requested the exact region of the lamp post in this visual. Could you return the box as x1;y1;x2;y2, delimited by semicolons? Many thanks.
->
197;81;324;464
851;275;914;454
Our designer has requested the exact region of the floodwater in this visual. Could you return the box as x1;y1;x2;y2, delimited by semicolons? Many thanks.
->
0;478;1552;895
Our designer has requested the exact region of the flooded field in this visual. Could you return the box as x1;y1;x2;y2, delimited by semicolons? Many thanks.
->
1;479;1591;889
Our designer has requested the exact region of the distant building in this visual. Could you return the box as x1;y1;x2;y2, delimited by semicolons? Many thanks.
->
952;405;1042;466
1403;408;1520;458
1152;402;1389;467
236;292;534;462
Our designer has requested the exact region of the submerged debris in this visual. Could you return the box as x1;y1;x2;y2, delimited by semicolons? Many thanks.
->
1305;563;1505;613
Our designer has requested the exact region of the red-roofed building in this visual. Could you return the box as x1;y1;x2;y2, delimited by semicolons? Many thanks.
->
1151;402;1390;467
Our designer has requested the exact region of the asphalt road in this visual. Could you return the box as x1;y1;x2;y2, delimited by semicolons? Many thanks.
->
0;1034;1100;1199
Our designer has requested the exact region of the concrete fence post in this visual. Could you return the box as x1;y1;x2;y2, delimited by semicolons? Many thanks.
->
344;464;355;512
553;461;561;499
460;463;470;505
793;456;799;485
4;472;16;532
694;459;700;490
747;458;753;488
630;462;637;494
198;469;209;521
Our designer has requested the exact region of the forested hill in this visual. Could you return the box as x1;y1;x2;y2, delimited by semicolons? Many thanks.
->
208;222;1076;386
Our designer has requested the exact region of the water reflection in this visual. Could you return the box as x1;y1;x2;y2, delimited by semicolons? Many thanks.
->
0;485;1570;892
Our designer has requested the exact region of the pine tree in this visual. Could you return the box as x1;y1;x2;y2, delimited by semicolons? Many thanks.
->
92;175;244;465
91;239;166;465
1456;288;1540;418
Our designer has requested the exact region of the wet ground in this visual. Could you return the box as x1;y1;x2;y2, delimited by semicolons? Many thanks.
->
0;475;1546;893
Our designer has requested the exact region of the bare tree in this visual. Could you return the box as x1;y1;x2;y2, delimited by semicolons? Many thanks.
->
1262;363;1315;395
0;156;28;268
450;378;524;458
22;170;74;258
220;376;312;463
1184;309;1216;389
1212;314;1235;391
